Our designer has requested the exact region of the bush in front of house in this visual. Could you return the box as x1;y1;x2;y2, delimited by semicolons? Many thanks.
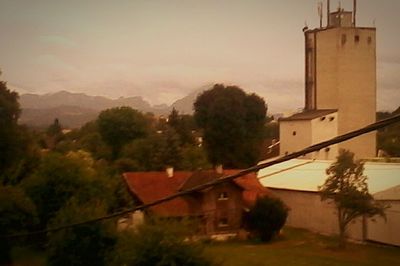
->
109;218;217;266
245;196;289;241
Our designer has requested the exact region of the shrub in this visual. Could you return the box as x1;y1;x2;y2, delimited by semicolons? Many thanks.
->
109;218;216;266
46;200;116;266
245;196;289;241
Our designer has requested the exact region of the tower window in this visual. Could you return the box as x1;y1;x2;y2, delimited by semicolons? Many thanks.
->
355;35;360;43
292;131;297;136
341;34;347;45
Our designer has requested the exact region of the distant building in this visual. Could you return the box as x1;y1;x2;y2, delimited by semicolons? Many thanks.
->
280;0;376;159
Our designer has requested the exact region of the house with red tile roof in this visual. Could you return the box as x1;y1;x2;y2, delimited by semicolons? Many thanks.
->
122;168;269;235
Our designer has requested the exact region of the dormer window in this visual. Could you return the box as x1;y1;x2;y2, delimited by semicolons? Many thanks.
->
218;192;228;200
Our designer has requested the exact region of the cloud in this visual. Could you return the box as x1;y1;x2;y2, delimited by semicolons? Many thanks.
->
39;35;77;48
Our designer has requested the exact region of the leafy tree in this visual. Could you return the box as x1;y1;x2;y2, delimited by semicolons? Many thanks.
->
0;74;39;185
121;128;182;171
23;153;95;227
47;199;116;266
97;107;149;158
168;108;196;146
75;121;112;160
109;219;216;266
245;196;288;242
319;150;387;247
0;186;37;264
45;118;64;150
194;84;267;168
377;107;400;157
179;145;211;170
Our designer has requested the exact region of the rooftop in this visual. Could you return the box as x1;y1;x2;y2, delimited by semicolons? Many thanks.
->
257;159;400;199
280;109;337;121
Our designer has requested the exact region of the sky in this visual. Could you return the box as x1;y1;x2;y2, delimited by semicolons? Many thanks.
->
0;0;399;113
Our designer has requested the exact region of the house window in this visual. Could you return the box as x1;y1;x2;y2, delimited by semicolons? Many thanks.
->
367;36;372;44
292;131;297;136
355;35;360;43
218;192;228;200
320;116;326;121
329;116;335;121
218;218;229;227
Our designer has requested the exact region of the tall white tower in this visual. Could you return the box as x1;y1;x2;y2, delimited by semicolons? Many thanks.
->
280;0;376;159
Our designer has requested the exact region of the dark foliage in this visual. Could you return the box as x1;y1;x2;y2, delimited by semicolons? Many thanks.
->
110;219;216;266
194;84;267;168
97;107;149;158
319;150;388;247
245;196;288;242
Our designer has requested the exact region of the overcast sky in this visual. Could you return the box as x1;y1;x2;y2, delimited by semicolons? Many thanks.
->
1;0;399;113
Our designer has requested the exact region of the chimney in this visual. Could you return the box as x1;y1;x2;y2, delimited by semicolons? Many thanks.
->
215;164;223;174
166;166;174;177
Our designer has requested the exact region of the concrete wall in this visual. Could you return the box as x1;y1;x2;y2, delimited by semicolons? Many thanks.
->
269;188;363;241
269;188;400;246
304;26;376;158
367;200;400;246
313;27;376;158
280;112;338;160
310;112;338;160
280;120;311;157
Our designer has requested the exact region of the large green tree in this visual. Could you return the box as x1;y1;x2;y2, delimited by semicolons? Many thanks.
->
194;84;267;168
47;199;116;266
0;73;39;185
319;150;387;247
97;107;149;158
377;107;400;157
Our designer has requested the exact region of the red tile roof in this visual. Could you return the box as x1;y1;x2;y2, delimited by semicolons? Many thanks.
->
123;171;198;217
224;170;270;208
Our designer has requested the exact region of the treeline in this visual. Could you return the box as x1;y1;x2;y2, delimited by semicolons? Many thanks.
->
377;108;400;157
1;75;274;265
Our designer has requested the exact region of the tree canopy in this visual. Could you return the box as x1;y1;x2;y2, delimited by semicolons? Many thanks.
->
194;84;267;168
319;150;387;247
97;107;149;158
0;74;39;185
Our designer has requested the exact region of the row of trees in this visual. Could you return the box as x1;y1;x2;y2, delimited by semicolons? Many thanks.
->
1;76;273;264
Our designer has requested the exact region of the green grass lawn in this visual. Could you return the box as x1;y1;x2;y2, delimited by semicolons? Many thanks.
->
205;227;400;266
11;227;399;266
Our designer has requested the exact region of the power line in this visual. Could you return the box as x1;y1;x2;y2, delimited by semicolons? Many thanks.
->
2;113;400;239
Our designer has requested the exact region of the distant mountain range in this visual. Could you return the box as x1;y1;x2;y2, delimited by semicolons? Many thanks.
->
19;87;208;128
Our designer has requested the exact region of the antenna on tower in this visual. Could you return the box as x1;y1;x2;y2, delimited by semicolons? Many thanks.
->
353;0;357;27
327;0;330;26
318;2;323;28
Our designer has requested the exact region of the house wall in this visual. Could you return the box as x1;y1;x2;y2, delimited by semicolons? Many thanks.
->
201;183;244;235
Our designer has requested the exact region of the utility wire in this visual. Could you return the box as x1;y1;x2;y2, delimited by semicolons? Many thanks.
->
2;113;400;239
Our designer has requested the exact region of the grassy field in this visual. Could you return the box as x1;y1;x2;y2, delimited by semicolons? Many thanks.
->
205;227;400;266
11;227;400;266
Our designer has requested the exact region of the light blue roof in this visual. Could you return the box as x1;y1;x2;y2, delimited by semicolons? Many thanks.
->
257;159;400;197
